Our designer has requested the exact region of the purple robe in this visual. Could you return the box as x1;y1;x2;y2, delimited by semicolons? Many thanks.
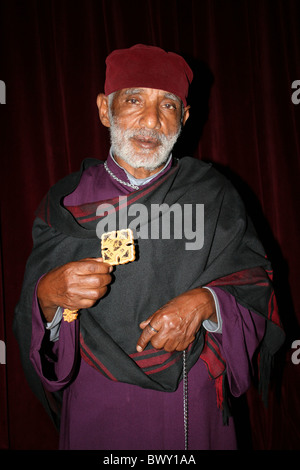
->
30;155;266;450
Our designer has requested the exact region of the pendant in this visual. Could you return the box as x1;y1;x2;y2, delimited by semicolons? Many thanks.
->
101;228;136;266
62;309;79;322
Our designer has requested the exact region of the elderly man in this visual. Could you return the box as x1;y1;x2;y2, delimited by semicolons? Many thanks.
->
14;44;284;450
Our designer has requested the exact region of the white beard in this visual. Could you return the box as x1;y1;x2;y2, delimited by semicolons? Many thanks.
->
108;115;181;172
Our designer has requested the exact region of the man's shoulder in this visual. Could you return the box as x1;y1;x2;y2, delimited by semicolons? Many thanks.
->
177;156;228;185
64;157;103;181
35;158;103;223
51;158;103;192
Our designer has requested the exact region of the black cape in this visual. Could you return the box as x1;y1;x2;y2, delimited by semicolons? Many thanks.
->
13;156;285;424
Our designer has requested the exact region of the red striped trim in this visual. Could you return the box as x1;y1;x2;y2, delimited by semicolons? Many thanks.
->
130;348;181;374
130;347;160;358
268;290;281;327
145;353;182;375
215;374;224;410
130;348;173;364
200;332;226;379
66;167;177;224
66;198;126;220
207;267;269;288
80;333;117;381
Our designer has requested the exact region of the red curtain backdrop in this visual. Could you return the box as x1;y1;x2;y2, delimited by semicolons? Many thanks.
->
0;0;299;450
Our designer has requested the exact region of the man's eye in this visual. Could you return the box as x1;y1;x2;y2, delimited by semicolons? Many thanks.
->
163;103;176;110
127;98;139;104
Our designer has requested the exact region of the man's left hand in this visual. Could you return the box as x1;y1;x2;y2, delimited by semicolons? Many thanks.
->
136;287;216;352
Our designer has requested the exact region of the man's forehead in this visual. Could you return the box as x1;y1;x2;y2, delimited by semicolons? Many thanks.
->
119;88;181;102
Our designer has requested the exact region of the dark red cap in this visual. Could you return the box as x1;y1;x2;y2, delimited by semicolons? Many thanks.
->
104;44;193;106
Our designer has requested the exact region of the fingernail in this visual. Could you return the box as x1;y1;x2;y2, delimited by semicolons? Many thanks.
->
136;345;142;352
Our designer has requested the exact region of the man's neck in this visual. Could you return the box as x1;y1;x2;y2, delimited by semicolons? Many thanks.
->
110;151;173;186
113;155;165;179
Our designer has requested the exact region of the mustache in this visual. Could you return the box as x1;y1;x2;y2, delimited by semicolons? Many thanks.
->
125;127;181;145
126;128;163;142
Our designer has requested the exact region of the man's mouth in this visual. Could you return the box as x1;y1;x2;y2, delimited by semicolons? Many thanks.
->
130;132;162;150
132;137;160;149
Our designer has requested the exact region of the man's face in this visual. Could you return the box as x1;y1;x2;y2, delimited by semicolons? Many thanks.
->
98;88;189;174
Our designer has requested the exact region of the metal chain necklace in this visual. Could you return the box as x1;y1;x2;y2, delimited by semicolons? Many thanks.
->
183;350;189;450
105;158;188;449
104;161;140;190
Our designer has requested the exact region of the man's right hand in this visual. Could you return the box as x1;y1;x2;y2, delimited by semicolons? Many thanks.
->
37;258;113;322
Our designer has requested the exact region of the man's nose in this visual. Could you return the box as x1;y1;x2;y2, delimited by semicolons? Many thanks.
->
139;104;161;129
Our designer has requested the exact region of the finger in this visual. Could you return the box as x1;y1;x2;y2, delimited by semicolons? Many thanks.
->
88;257;113;269
136;323;159;352
139;315;155;329
74;272;112;288
161;339;180;352
78;285;109;307
64;285;109;310
76;258;113;274
175;335;196;352
83;257;103;262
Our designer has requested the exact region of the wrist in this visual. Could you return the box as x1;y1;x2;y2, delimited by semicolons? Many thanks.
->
38;301;58;323
37;279;59;322
194;287;216;319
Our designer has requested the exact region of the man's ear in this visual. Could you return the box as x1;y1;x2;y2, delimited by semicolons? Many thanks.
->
182;106;190;126
96;93;111;128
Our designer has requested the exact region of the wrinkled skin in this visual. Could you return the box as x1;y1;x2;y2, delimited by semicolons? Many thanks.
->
136;287;216;352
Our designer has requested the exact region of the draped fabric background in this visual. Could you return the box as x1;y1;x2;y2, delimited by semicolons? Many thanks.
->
0;0;299;450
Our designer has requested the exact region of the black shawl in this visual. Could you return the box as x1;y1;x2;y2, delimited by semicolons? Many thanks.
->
13;156;285;424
